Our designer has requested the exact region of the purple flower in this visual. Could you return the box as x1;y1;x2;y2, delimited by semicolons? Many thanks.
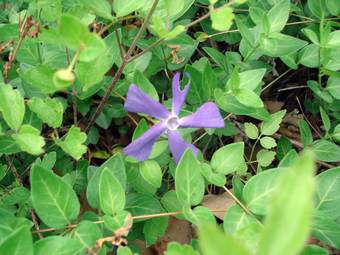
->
123;72;225;163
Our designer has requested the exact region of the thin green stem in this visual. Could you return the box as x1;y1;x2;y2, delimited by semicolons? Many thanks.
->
249;136;260;162
262;69;291;92
222;186;262;226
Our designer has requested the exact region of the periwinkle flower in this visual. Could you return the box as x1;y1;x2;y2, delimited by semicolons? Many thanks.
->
124;72;225;163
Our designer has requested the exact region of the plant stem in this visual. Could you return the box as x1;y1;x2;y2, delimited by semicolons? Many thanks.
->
222;185;262;225
32;208;227;234
262;69;291;92
85;0;160;132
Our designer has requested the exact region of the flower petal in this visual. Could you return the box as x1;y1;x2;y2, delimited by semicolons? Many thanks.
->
179;102;225;128
172;72;190;116
124;122;166;161
168;130;198;163
124;84;169;119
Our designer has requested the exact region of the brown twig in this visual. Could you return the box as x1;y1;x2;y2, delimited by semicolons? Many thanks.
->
222;186;262;226
32;208;226;234
85;0;160;132
6;156;43;238
65;48;78;126
3;15;33;82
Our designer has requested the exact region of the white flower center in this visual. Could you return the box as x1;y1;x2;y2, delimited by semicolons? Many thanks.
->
166;115;179;131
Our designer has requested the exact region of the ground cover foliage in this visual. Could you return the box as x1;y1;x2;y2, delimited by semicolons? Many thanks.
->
0;0;340;254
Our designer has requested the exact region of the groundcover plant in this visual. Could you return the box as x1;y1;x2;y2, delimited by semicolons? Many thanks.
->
0;0;340;254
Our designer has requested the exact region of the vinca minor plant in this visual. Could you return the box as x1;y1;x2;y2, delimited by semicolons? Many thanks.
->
0;0;340;254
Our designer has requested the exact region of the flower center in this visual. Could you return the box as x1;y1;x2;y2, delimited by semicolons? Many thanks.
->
166;116;179;131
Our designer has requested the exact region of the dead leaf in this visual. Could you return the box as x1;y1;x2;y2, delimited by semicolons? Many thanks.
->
151;217;193;254
265;100;284;113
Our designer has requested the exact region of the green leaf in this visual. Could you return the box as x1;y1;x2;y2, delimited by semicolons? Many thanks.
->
223;205;259;234
161;190;183;218
227;67;240;92
215;90;270;121
58;15;88;49
312;212;340;249
175;149;205;206
125;193;163;216
308;80;333;103
261;33;308;57
20;65;57;94
118;247;134;255
1;187;30;205
235;16;255;46
12;124;45;155
299;120;313;147
186;62;218;105
312;140;340;162
0;24;19;41
210;5;234;31
239;68;266;91
199;223;251;255
69;221;102;250
326;76;340;100
200;163;226;187
203;47;228;72
133;70;159;101
99;167;125;216
327;31;340;48
326;0;340;15
143;216;169;246
75;33;115;91
257;149;276;167
319;107;330;133
140;160;162;189
258;151;315;255
165;242;199;255
0;164;7;181
260;110;286;136
0;209;33;243
0;84;25;131
82;0;114;19
235;88;264;108
0;226;33;255
55;126;87;160
315;167;340;219
298;44;320;68
302;28;319;45
28;97;64;128
332;124;340;141
33;236;83;255
277;137;293;161
127;164;158;195
211;142;245;174
308;0;327;18
0;136;21;154
102;210;131;232
31;165;80;228
267;0;290;32
260;137;277;149
78;33;107;62
243;168;282;215
244;123;259;139
151;16;185;39
87;154;126;208
301;245;329;255
113;0;146;17
183;206;216;225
